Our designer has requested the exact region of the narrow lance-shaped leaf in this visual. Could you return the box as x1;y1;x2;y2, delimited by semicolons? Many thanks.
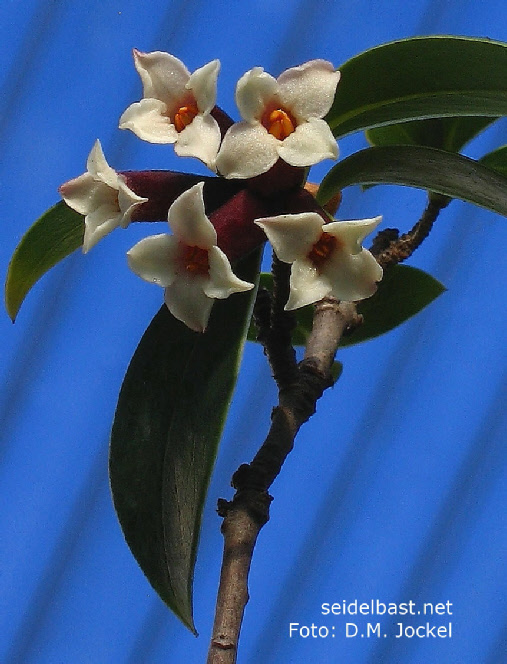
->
366;117;498;153
248;266;445;348
109;249;261;634
5;201;84;321
480;145;507;178
317;145;507;218
327;36;507;138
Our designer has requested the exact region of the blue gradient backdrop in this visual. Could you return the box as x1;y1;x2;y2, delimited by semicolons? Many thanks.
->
1;1;505;663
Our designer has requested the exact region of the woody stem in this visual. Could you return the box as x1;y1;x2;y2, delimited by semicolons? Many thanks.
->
207;296;360;664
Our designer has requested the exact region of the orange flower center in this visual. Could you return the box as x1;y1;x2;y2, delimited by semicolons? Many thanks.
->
180;245;210;275
173;101;199;133
262;108;296;140
307;232;338;268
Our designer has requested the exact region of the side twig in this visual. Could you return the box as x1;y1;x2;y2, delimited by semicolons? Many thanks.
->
372;193;450;268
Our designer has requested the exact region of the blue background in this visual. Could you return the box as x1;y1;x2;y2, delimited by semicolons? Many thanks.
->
1;1;505;663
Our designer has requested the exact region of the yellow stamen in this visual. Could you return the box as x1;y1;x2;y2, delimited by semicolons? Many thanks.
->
307;232;338;268
174;102;199;133
265;109;296;140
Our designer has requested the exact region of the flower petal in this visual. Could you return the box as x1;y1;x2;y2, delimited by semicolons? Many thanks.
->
86;139;118;188
278;118;338;167
285;259;331;310
83;204;123;253
216;122;279;179
133;49;190;106
235;67;278;122
325;217;383;252
321;245;383;301
59;173;103;216
119;98;178;144
318;217;383;301
127;234;179;286
255;212;323;262
188;59;220;114
117;178;149;227
174;113;221;170
164;275;214;333
168;182;217;248
204;246;254;299
277;60;340;121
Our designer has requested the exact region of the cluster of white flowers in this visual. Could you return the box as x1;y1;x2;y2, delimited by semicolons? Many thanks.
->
60;51;382;332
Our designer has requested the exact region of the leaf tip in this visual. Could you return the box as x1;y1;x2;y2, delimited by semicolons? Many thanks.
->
169;598;198;635
4;280;20;323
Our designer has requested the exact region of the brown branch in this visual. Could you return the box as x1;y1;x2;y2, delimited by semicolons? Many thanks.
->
207;298;360;664
206;492;270;664
373;193;450;268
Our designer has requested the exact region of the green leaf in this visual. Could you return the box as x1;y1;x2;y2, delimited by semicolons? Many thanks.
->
248;266;445;348
327;36;507;138
5;201;84;321
109;250;260;634
317;145;507;217
480;145;507;178
366;117;498;153
341;265;446;347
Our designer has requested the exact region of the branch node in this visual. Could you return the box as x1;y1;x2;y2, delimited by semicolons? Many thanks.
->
370;227;400;255
373;193;450;268
218;483;272;526
343;312;364;336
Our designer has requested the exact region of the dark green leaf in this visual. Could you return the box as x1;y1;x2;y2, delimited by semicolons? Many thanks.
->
248;266;445;348
317;145;507;217
327;36;507;138
341;265;446;347
5;201;84;321
109;250;260;634
480;145;507;178
366;117;497;153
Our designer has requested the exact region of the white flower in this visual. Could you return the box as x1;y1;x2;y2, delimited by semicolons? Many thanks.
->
255;213;383;309
59;140;148;253
216;60;340;179
119;50;221;170
127;183;254;332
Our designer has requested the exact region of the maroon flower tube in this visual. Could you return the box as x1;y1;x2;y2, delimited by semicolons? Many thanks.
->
121;171;245;223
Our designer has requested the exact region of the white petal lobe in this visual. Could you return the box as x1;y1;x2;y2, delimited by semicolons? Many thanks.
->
175;114;221;171
127;235;179;286
119;99;178;144
205;247;254;298
189;59;220;113
277;60;340;120
286;260;331;310
216;122;279;179
168;183;216;247
164;276;214;332
86;140;118;188
133;50;190;104
235;67;278;122
278;119;338;167
255;213;323;262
